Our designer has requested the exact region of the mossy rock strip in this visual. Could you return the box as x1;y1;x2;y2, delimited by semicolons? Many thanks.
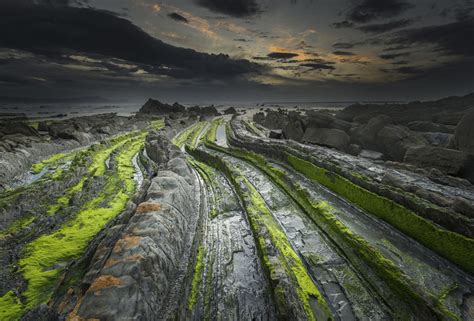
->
187;145;334;321
194;140;461;320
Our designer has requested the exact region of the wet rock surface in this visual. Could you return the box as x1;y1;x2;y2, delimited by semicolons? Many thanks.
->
0;113;150;188
252;93;474;184
2;102;474;321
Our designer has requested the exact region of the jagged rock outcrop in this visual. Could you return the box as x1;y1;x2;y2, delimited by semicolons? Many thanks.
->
0;122;40;137
140;98;186;114
223;106;237;115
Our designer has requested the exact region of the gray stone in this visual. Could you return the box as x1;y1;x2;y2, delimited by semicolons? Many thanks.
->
455;109;474;154
359;149;384;161
404;146;474;182
376;125;427;161
282;119;304;142
407;121;455;133
302;127;350;150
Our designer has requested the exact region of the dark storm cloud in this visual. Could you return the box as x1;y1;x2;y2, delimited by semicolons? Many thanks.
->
388;18;474;57
267;52;299;59
381;66;423;74
358;19;413;34
167;12;189;23
383;45;411;51
346;0;414;23
194;0;260;17
300;63;336;71
392;60;409;65
0;2;264;80
379;52;411;60
331;20;354;28
333;42;355;49
333;51;355;56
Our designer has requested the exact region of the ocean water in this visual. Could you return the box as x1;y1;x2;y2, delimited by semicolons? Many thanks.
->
0;100;392;120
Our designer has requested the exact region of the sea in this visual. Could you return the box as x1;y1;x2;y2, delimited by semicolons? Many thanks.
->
0;100;402;120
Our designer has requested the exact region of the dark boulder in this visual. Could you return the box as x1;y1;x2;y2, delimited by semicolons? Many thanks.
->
253;112;265;124
269;129;283;139
404;146;474;183
261;111;289;130
305;111;351;132
352;115;392;149
139;98;185;114
432;112;466;126
0;122;41;137
407;121;455;134
376;125;427;161
454;109;474;154
302;128;350;150
282;119;304;142
420;132;453;148
224;107;238;115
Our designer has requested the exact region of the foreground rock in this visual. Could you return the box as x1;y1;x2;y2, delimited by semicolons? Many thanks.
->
65;143;200;320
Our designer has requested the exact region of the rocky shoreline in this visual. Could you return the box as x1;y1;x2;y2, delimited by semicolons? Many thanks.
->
0;96;473;320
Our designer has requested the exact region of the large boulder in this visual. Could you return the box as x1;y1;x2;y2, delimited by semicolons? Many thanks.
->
305;111;351;132
376;125;427;161
0;122;41;137
47;122;93;144
454;109;474;153
282;119;304;142
302;128;350;150
261;111;289;130
352;115;392;149
145;131;181;166
139;98;185;114
404;146;474;183
407;121;455;134
224;107;238;115
253;112;265;124
432;112;466;126
420;132;453;148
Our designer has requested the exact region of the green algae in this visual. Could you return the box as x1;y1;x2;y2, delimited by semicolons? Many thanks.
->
0;291;23;321
243;178;331;321
188;245;205;310
195;141;461;320
286;154;474;276
31;153;67;174
186;145;333;321
0;215;35;239
1;132;147;319
173;122;207;148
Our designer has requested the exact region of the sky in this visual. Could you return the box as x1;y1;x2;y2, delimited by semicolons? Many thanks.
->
0;0;473;103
